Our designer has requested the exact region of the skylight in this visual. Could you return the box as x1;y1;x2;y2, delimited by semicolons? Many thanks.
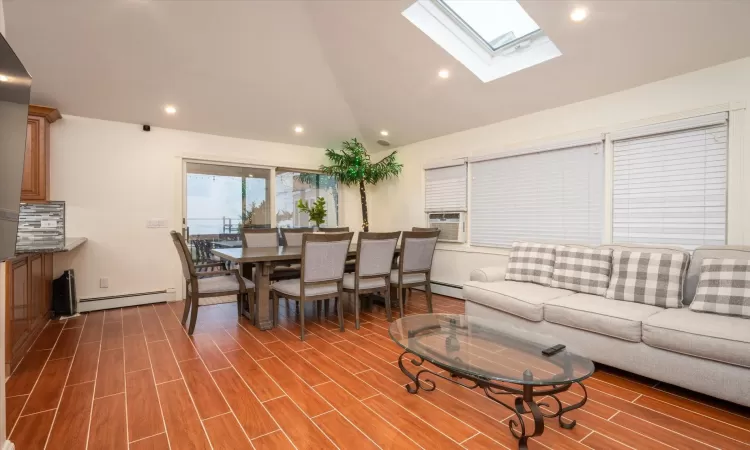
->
403;0;561;83
438;0;541;51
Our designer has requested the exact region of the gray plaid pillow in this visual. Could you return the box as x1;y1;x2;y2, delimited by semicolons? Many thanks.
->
606;250;689;308
505;242;556;286
550;246;612;296
690;259;750;318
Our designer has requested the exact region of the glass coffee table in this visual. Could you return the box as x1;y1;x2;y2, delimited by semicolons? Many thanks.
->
389;314;595;450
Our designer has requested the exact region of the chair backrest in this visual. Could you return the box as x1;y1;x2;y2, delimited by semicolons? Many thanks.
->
399;230;440;274
320;227;350;233
241;227;279;248
281;227;314;247
356;232;400;278
300;232;354;284
170;231;196;280
412;227;440;234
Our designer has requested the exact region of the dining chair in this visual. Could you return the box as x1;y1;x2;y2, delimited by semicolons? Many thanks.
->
344;231;400;328
240;227;279;248
280;227;314;247
391;230;440;318
320;227;350;233
271;232;354;340
170;231;255;335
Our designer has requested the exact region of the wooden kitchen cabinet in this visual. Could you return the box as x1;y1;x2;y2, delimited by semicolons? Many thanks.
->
20;106;61;202
5;254;53;373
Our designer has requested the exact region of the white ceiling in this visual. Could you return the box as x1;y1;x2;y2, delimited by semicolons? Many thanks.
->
5;0;750;149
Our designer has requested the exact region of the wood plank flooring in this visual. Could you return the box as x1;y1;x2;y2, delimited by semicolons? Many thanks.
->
5;292;750;449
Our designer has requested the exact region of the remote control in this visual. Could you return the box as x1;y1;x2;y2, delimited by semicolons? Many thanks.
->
542;344;566;357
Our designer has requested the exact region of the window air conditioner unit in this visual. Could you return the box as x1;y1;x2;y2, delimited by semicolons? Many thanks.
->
426;212;465;243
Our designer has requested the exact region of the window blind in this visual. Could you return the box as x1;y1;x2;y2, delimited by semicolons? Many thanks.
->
470;143;604;247
612;120;727;247
425;163;467;211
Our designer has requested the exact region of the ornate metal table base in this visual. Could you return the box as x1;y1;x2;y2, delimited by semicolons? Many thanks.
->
398;351;588;450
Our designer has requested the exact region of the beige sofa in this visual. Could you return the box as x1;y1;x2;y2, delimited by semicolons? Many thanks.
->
463;244;750;407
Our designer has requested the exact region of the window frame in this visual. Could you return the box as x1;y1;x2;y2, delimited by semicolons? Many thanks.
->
274;168;342;229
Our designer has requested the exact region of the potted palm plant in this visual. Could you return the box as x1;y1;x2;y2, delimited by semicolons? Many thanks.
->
317;138;402;231
296;197;327;229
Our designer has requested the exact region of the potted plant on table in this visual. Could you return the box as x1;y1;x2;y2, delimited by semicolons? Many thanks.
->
296;197;327;229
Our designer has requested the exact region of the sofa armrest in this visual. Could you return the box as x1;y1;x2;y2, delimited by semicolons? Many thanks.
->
469;266;507;282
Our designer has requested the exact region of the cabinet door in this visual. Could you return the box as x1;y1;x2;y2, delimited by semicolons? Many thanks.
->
10;259;30;352
29;254;44;321
20;116;48;201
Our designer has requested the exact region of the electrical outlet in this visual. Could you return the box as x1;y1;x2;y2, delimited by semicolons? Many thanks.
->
100;277;109;288
146;219;168;228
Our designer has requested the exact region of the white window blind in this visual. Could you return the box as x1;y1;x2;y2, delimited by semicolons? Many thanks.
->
425;163;467;211
470;143;604;247
613;116;727;247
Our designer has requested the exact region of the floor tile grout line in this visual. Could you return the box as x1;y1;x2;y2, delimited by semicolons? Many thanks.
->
7;320;59;380
138;304;174;450
608;410;620;421
593;370;750;426
613;409;728;450
200;411;232;422
570;383;750;445
128;431;166;445
156;304;216;450
43;311;89;450
7;320;65;437
17;407;57;418
458;431;480;445
121;308;131;450
579;430;595;443
631;393;643;403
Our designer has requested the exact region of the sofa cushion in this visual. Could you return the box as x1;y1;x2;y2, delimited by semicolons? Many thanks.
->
544;293;663;342
606;249;689;308
689;258;750;318
505;242;557;286
643;308;750;368
463;280;573;322
550;246;612;296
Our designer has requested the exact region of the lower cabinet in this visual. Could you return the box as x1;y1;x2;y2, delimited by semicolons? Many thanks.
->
5;253;54;373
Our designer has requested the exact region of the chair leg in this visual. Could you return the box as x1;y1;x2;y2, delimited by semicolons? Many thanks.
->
398;286;405;319
187;295;199;335
248;290;256;324
181;288;191;325
384;287;393;322
324;299;329;318
425;282;433;313
299;303;306;341
272;292;279;327
354;289;361;330
337;296;345;332
314;300;320;319
236;292;242;319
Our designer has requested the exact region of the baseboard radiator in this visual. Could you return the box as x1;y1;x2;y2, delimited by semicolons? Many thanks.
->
411;281;464;300
78;290;176;312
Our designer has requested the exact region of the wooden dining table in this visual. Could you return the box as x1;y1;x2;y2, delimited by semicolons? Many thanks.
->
212;244;400;330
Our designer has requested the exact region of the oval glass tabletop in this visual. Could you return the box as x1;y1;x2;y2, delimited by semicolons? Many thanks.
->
389;313;595;386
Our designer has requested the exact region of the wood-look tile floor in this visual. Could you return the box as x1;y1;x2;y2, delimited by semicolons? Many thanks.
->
6;292;750;449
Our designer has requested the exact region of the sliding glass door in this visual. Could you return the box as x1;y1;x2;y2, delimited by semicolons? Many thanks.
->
183;162;271;261
275;169;339;228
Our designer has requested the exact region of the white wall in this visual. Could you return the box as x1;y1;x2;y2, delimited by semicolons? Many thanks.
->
1;2;9;446
370;57;750;292
51;116;362;300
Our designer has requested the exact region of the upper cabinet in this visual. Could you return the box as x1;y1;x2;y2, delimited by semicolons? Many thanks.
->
21;105;61;202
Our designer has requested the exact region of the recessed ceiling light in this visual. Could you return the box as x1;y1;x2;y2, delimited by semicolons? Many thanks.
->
164;105;177;114
438;69;450;79
294;125;304;134
380;130;389;137
570;7;588;22
0;74;9;82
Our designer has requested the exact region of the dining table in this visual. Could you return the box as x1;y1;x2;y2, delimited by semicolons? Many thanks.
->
212;244;400;330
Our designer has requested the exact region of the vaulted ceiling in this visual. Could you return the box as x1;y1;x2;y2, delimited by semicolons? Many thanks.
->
5;0;750;149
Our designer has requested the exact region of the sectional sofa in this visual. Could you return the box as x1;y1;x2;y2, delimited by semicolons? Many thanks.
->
463;243;750;407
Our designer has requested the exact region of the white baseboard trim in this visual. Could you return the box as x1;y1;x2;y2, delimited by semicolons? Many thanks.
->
77;291;176;312
3;440;16;450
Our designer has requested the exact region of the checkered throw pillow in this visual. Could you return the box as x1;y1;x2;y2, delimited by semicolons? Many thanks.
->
605;250;689;308
550;246;612;296
690;259;750;318
505;242;556;286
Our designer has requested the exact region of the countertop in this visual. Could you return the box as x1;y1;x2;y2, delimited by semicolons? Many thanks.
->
15;237;87;255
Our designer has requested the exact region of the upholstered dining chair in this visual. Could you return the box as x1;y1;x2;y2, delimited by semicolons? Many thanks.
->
271;232;354;340
170;231;255;335
240;227;279;248
391;230;440;318
343;232;400;327
280;227;314;247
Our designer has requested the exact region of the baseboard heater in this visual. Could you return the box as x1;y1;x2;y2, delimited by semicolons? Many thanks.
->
410;281;464;300
78;290;176;312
